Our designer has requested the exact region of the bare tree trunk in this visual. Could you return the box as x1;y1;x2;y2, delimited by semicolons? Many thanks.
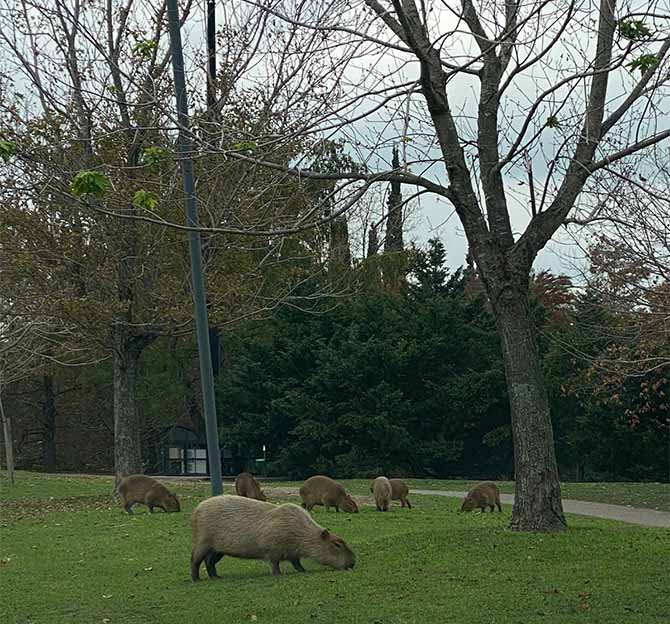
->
0;385;15;485
113;326;144;490
493;287;566;531
42;372;57;472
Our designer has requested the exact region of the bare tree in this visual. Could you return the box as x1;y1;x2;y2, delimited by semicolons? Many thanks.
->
4;0;668;528
0;0;359;485
211;0;668;530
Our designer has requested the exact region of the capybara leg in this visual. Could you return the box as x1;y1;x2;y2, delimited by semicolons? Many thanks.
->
291;559;306;573
406;498;412;509
148;505;155;513
271;560;281;576
204;551;222;578
124;503;134;515
496;498;502;512
191;547;209;582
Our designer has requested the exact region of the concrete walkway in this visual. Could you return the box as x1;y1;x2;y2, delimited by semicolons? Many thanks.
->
411;489;670;528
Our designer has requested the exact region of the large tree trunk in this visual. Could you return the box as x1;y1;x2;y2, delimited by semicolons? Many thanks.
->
493;285;566;531
113;326;144;490
0;385;15;485
42;372;57;472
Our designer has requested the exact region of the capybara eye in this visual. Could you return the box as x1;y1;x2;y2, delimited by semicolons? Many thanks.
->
333;542;342;549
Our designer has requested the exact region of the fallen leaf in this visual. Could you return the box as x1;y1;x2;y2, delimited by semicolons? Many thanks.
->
144;567;153;571
102;594;113;599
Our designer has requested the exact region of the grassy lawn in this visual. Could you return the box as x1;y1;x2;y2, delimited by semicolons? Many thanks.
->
407;480;670;512
2;472;669;509
267;479;670;512
1;473;669;623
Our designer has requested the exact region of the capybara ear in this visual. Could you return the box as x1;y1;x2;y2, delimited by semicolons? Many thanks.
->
321;529;330;540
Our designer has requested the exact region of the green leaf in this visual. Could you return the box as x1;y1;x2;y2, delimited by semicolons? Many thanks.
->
628;54;659;75
546;115;560;129
140;146;171;173
70;171;110;199
618;19;652;41
0;139;15;162
132;189;159;210
133;40;157;58
232;141;257;152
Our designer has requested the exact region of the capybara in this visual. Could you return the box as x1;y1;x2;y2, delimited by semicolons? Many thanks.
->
190;495;356;579
299;475;358;513
234;472;267;501
118;474;180;514
371;476;392;512
460;481;502;513
389;478;412;508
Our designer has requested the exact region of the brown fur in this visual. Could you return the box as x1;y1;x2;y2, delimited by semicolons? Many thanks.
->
118;475;180;514
299;475;358;513
389;479;412;508
370;476;392;512
234;472;267;501
460;481;502;513
190;495;355;580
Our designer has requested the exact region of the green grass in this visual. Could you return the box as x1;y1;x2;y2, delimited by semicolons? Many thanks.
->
1;473;669;623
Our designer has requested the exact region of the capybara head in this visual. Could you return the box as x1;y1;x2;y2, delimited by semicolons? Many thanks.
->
163;491;180;512
460;496;475;512
256;489;268;502
341;494;358;513
318;529;356;570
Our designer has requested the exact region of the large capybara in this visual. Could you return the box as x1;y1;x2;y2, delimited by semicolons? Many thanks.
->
118;475;180;514
460;481;502;513
389;478;412;508
234;472;267;501
299;475;358;513
190;495;356;579
370;476;392;512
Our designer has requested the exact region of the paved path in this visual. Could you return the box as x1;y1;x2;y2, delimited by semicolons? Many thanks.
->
411;489;670;528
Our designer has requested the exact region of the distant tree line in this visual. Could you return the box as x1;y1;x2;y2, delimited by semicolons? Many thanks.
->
214;239;668;482
3;237;668;482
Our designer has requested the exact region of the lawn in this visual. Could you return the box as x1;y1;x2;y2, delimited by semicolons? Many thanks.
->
1;473;669;623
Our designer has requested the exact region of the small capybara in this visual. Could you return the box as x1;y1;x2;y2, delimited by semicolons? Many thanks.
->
460;481;502;513
371;476;392;512
190;495;356;579
389;478;412;508
118;474;180;514
234;472;267;501
299;475;358;513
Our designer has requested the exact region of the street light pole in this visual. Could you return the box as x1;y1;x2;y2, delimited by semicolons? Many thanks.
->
166;0;223;496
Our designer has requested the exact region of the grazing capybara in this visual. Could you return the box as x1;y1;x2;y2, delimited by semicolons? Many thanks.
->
234;472;267;501
118;475;180;514
190;495;356;579
389;478;412;508
371;476;392;512
460;481;502;513
299;475;358;513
